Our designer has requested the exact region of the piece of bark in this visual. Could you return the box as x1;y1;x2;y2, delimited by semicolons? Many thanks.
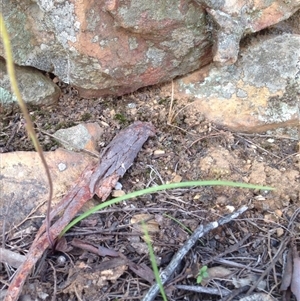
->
71;238;120;257
5;121;155;301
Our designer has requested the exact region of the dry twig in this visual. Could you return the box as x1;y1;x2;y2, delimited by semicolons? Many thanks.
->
142;205;249;301
175;284;230;296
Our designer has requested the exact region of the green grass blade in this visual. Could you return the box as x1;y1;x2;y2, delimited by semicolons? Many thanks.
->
60;180;274;237
142;222;168;301
163;214;193;234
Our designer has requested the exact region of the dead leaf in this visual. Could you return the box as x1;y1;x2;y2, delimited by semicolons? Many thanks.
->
55;236;73;253
232;275;266;291
239;292;276;301
62;259;127;297
201;266;232;285
131;214;160;242
128;262;155;284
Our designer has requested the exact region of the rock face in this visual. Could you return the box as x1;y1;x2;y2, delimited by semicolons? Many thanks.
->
174;34;300;132
1;0;299;97
197;0;300;65
0;0;211;97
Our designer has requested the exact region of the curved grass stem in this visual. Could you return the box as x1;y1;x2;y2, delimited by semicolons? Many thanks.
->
0;14;54;247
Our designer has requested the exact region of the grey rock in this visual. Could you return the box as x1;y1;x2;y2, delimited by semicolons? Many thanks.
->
0;59;60;107
1;0;299;97
53;123;103;152
175;34;300;132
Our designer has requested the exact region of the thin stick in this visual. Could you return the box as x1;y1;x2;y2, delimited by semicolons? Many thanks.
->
175;284;230;296
201;233;251;266
142;206;249;301
234;134;281;159
246;207;300;295
167;80;174;124
49;261;57;301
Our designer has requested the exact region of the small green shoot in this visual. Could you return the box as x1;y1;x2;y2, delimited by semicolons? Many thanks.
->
142;222;167;301
81;112;92;121
114;113;127;124
163;213;193;234
196;266;209;284
163;213;205;245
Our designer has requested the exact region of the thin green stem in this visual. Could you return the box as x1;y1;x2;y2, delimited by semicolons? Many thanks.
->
163;214;193;234
60;180;274;237
142;222;168;301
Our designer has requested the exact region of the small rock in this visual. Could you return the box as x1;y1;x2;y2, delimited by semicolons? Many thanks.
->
58;162;67;171
174;34;300;133
171;174;182;183
276;228;284;238
114;182;123;190
0;60;60;107
111;190;126;197
225;205;235;213
153;149;165;156
53;123;103;152
100;121;109;127
127;103;136;109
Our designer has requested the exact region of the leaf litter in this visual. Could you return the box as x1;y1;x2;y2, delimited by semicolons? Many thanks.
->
0;80;299;300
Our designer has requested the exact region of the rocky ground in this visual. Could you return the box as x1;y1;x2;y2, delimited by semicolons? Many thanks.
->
0;78;299;300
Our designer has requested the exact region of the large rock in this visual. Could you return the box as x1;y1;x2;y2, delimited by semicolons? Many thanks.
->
173;34;300;132
0;149;97;230
0;0;299;97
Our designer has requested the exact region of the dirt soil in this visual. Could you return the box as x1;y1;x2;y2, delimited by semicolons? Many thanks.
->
0;79;299;301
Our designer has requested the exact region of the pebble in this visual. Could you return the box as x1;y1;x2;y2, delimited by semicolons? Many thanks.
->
127;103;136;109
274;209;283;217
114;182;123;190
112;190;126;197
58;162;67;171
100;121;109;127
153;149;165;156
171;174;182;183
226;205;235;212
276;227;284;238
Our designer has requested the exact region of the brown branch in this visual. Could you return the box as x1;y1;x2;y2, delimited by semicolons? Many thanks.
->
5;121;155;301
